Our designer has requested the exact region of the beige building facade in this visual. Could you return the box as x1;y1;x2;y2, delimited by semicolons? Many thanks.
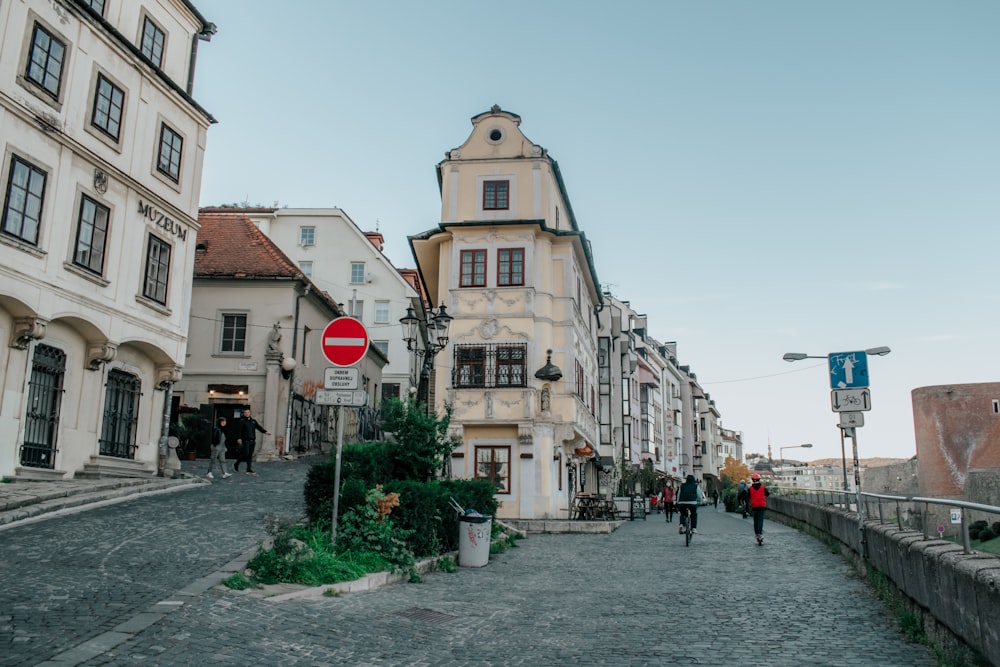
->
410;107;602;519
0;0;215;478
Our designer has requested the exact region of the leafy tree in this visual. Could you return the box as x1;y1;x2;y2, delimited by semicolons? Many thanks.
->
720;455;751;489
381;398;456;482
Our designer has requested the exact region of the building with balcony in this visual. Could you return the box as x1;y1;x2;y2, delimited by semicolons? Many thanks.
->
0;0;215;478
409;106;602;519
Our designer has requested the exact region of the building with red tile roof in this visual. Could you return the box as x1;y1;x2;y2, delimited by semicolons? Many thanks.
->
172;211;386;460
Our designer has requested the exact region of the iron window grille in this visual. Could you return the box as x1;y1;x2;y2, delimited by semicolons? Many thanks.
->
459;249;486;287
99;369;140;459
73;195;109;274
497;248;524;286
140;17;165;67
483;180;509;210
91;74;124;141
2;155;46;245
26;23;65;99
156;123;183;182
143;235;170;304
453;343;527;389
21;344;66;469
221;313;247;352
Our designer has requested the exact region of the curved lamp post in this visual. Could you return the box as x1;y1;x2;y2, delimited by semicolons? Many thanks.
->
400;303;453;407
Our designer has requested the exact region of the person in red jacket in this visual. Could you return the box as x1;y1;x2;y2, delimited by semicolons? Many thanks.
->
749;472;770;545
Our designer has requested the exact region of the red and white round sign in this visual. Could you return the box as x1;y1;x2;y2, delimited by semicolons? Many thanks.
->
321;317;369;367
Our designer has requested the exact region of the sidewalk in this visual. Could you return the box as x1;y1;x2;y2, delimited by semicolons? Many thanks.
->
0;467;205;529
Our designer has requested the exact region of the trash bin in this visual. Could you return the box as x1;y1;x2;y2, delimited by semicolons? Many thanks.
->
457;513;492;567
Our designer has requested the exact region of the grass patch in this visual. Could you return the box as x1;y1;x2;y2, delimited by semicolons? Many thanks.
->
222;573;252;590
940;534;1000;556
435;556;457;573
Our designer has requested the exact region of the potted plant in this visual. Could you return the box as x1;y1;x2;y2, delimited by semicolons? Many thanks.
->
171;413;210;460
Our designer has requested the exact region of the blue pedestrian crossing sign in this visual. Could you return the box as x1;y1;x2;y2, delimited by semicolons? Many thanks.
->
828;351;870;389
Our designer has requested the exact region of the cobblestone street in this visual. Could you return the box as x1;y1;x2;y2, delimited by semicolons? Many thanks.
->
1;459;937;666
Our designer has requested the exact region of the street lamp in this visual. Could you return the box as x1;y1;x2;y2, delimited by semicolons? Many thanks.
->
779;443;812;467
782;346;891;362
400;303;453;405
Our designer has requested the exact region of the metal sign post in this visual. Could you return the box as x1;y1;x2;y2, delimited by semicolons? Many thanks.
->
330;405;345;548
845;426;867;558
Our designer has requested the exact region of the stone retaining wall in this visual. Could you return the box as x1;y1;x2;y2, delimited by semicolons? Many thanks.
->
770;496;1000;667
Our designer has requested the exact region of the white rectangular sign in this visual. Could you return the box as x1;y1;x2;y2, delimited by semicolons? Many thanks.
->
324;367;359;390
315;390;367;406
950;508;962;524
839;411;865;428
830;388;872;412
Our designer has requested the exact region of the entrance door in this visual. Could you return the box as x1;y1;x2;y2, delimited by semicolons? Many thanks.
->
21;344;66;469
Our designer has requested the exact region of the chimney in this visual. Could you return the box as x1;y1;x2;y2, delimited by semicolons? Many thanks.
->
365;232;385;251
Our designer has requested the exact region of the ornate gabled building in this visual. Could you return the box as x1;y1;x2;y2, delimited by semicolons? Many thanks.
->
409;106;602;519
0;0;216;478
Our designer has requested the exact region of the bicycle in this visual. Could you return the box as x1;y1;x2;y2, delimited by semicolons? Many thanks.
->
678;505;695;547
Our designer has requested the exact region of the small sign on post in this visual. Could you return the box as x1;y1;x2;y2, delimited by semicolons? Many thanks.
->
950;508;962;524
324;367;359;390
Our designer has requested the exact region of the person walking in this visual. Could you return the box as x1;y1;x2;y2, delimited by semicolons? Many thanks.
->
234;407;269;476
749;472;770;545
661;485;675;523
712;488;719;509
206;417;232;480
676;475;704;534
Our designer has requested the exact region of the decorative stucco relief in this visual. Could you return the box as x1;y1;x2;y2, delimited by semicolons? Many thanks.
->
518;423;533;447
485;392;494;418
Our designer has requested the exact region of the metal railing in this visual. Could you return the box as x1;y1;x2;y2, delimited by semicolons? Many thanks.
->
774;488;1000;555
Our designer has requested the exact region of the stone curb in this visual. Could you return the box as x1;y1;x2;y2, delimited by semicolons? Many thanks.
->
225;553;459;602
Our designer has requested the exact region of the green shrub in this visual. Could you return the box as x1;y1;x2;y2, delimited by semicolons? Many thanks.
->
722;489;738;513
978;527;997;542
336;486;415;574
303;442;395;524
992;521;1000;535
385;479;445;557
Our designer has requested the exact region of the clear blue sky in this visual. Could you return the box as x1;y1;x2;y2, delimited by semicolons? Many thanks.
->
192;1;1000;462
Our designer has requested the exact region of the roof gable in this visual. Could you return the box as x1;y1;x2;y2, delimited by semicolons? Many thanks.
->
195;211;301;278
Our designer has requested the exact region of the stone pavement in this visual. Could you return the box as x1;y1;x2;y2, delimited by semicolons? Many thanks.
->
0;459;938;666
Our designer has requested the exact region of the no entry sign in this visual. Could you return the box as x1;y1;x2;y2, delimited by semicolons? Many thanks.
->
321;317;369;367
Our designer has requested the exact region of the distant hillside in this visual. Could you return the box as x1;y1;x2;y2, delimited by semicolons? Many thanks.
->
809;457;907;468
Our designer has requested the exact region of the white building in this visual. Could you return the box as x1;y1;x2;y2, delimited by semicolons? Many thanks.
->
205;207;420;402
0;0;215;478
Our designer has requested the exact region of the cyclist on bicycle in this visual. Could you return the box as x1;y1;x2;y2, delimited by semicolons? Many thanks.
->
676;474;704;534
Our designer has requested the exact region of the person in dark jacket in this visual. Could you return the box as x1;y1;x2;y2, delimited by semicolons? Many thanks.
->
749;472;770;544
234;407;269;475
737;479;750;518
676;474;704;534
